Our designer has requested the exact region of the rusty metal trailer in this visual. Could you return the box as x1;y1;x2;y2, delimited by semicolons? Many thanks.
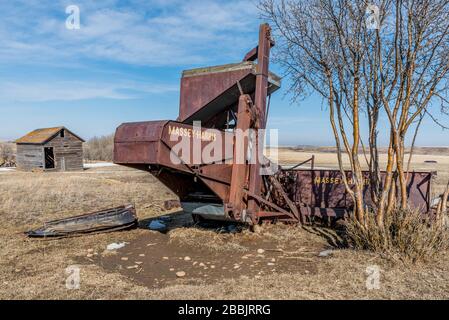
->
114;24;434;225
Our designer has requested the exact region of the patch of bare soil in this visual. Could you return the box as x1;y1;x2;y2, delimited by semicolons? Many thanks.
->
91;212;328;289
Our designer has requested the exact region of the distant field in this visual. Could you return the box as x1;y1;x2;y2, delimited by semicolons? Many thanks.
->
285;146;449;156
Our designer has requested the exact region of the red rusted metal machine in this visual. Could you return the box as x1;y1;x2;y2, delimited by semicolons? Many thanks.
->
114;24;434;225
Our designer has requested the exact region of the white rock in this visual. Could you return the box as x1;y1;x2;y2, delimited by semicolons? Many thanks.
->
176;271;186;277
257;249;265;254
319;250;333;257
184;256;191;261
107;242;127;250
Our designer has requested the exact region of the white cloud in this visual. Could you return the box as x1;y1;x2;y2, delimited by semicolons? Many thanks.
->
0;80;178;102
0;0;259;67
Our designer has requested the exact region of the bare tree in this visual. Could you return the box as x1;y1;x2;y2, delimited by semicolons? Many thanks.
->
0;142;15;167
84;134;114;162
260;0;449;224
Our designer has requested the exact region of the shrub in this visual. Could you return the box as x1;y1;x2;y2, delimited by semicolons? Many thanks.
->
344;207;448;264
84;134;114;162
0;142;15;167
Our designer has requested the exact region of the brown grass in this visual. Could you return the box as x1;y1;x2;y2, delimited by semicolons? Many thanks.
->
344;208;449;264
1;155;449;299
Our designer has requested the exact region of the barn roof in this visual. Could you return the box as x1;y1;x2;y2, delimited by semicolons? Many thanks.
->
15;127;85;144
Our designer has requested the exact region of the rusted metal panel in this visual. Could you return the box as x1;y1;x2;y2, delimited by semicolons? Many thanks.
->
26;204;137;238
179;61;281;123
280;169;434;215
248;24;273;222
113;121;168;165
114;119;235;202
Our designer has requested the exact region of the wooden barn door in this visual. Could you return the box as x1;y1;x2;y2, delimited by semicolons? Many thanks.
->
44;147;55;169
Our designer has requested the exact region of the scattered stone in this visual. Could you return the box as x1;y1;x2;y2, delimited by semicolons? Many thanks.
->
107;242;127;250
169;268;175;272
211;265;215;269
139;254;145;257
135;261;143;265
206;262;211;265
271;258;276;262
127;265;138;269
241;256;249;259
162;256;169;260
176;271;186;277
267;262;275;266
233;265;240;269
184;256;191;261
319;250;333;257
87;249;94;253
121;257;129;261
86;253;93;258
257;249;265;254
222;266;227;270
199;262;205;267
257;254;265;258
305;270;310;274
193;261;198;266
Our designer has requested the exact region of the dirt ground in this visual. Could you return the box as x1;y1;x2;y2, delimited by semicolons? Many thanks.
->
1;149;449;300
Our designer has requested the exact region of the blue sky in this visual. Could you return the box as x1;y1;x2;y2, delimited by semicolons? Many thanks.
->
0;0;448;146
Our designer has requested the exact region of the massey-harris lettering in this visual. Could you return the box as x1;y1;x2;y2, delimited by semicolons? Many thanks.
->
168;125;217;142
314;176;370;186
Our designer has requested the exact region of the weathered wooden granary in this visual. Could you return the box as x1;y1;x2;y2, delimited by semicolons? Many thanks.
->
15;127;85;171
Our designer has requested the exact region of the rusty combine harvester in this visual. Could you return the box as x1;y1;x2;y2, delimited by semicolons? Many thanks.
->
114;24;434;225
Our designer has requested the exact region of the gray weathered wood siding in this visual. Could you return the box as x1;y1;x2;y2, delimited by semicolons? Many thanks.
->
16;130;84;172
16;144;44;170
45;131;84;171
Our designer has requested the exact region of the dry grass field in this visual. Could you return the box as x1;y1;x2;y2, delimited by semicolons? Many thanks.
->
1;148;449;299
